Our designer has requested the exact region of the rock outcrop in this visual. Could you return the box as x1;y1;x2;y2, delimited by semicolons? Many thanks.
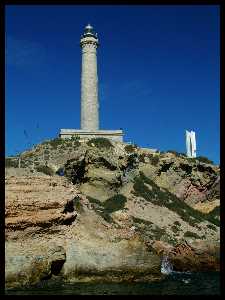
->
152;239;220;272
5;138;220;289
5;173;162;289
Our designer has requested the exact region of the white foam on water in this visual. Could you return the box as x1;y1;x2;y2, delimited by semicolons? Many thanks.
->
161;255;173;275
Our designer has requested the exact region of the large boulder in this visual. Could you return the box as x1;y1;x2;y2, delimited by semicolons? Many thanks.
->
62;235;162;282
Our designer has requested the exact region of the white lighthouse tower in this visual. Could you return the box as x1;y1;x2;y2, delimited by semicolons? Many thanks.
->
59;24;124;141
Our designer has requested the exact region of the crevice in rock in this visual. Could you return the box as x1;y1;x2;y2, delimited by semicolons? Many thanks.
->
63;195;83;214
64;153;87;185
71;159;86;184
60;214;77;225
63;199;75;213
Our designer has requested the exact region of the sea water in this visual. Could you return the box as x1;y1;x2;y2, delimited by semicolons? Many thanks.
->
5;272;220;295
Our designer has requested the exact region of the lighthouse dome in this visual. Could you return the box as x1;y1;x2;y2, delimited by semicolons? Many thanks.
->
82;24;98;38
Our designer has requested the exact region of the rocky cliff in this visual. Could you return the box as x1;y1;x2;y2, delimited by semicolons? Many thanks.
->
5;138;220;289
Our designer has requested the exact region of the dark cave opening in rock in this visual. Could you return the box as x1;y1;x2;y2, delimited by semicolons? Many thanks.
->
63;199;75;213
51;259;66;276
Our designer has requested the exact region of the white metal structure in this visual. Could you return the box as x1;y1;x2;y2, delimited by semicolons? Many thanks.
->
186;130;196;158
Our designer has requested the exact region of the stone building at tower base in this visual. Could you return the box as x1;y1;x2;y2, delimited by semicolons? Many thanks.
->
59;129;124;142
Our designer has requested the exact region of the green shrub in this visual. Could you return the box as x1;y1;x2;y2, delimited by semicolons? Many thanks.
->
139;153;159;165
5;158;18;168
167;150;179;156
151;226;166;240
36;165;54;176
179;153;186;157
65;142;72;147
174;221;181;226
196;156;214;165
70;135;80;142
150;155;159;166
207;224;217;231
189;156;214;165
208;206;220;217
20;161;26;168
44;149;50;155
72;142;81;148
103;194;127;214
158;162;173;174
184;231;201;239
66;136;81;148
132;217;153;226
87;138;113;149
167;150;187;158
41;140;50;146
139;154;146;163
87;195;127;223
48;138;64;150
22;152;34;159
87;196;102;206
89;197;115;223
74;199;84;213
171;225;180;233
206;206;220;225
180;163;193;175
124;144;138;153
74;141;81;147
132;217;166;241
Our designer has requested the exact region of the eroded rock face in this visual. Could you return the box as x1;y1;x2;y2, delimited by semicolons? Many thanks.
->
11;139;220;210
62;143;220;210
152;157;219;207
5;174;162;289
64;148;139;202
5;174;79;288
5;175;78;232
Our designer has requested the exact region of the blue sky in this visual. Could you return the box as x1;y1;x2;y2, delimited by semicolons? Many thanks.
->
5;5;220;164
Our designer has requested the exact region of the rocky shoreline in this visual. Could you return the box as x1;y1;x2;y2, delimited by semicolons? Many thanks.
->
5;138;220;289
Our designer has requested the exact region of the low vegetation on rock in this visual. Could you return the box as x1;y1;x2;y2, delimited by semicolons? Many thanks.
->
150;155;160;166
35;165;55;176
167;150;184;157
183;231;201;239
87;137;114;149
5;157;18;168
87;194;127;223
132;172;219;227
191;156;214;165
124;144;138;153
104;194;127;214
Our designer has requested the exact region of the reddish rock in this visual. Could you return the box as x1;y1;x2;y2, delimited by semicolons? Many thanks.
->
152;240;220;272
